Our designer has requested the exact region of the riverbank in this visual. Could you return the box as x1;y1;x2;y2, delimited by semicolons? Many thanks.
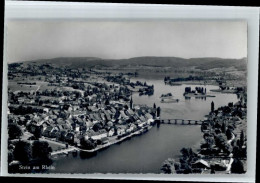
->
167;80;219;86
210;89;237;94
51;125;154;156
80;125;153;153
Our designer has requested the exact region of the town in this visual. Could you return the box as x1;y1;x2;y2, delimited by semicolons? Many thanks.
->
7;62;160;172
7;61;247;174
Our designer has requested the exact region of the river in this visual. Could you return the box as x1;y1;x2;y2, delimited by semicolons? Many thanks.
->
48;78;239;174
130;78;239;120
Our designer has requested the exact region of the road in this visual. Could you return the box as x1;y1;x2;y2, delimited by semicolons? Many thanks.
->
51;147;77;156
227;132;235;145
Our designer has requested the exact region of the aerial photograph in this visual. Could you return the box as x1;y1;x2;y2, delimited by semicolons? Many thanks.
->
6;20;247;174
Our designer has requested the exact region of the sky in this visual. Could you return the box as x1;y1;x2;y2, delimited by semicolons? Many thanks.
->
6;20;247;63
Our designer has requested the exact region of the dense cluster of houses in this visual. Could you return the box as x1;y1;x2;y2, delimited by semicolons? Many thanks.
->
105;74;154;96
8;64;157;149
9;96;155;147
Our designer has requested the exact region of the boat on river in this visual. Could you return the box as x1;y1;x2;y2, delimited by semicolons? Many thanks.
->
160;93;179;103
160;93;173;99
161;98;179;103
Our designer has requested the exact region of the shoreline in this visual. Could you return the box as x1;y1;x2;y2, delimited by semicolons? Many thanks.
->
210;89;238;94
51;125;154;156
79;126;153;153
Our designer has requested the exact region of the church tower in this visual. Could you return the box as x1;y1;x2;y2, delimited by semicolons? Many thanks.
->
130;95;133;109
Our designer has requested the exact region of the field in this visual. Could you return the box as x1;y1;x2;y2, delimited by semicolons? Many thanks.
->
8;81;39;92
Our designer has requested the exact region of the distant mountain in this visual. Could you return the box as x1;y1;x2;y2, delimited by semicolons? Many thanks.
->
11;56;247;71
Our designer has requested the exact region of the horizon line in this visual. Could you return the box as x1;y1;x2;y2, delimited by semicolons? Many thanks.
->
7;56;247;64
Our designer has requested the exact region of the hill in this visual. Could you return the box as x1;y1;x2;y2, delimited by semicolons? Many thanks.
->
10;56;247;71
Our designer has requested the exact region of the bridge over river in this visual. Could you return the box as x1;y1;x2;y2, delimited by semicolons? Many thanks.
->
158;118;204;125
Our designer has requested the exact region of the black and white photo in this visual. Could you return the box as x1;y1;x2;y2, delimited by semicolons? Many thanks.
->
2;1;259;182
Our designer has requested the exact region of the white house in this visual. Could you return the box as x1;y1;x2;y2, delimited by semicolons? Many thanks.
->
107;128;115;137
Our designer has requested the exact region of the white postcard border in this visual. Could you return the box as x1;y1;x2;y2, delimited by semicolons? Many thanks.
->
2;1;259;182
